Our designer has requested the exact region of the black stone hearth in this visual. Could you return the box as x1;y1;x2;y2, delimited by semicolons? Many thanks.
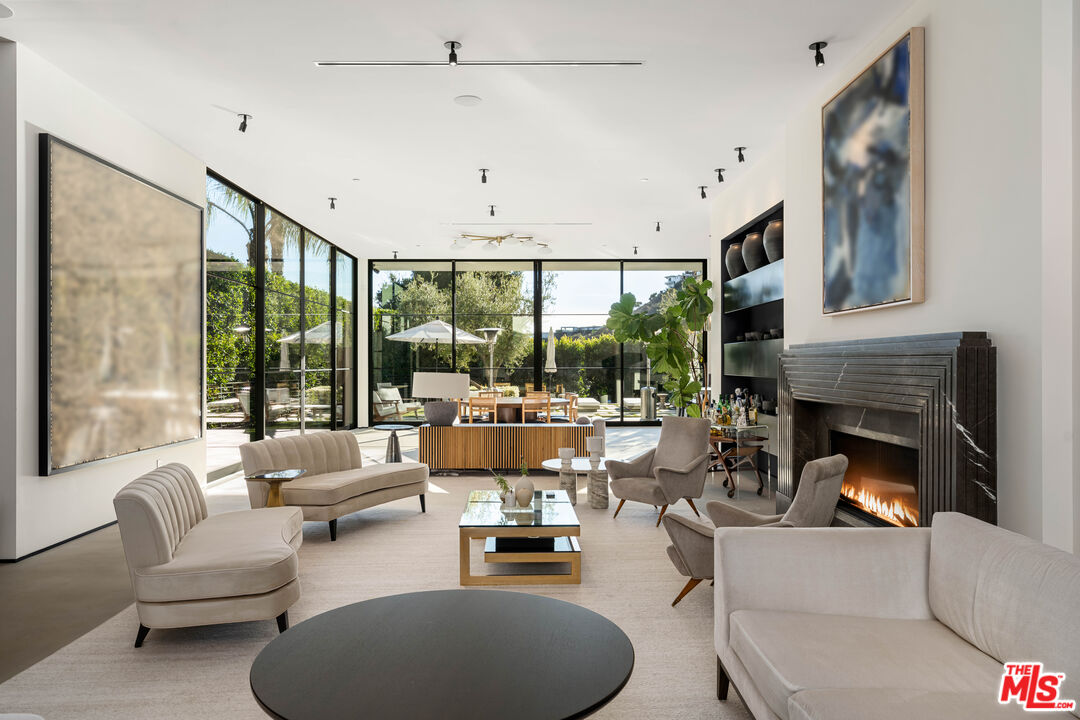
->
778;333;997;526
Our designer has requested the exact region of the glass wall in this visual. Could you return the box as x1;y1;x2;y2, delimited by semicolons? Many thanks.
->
205;173;358;476
369;259;705;424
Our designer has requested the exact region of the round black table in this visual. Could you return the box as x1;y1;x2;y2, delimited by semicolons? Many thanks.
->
250;589;634;720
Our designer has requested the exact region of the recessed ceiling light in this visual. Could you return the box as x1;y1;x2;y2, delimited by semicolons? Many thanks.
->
639;178;649;182
352;177;361;182
454;95;483;107
0;3;12;18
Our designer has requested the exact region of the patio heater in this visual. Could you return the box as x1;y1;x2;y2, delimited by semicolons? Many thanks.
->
476;328;501;390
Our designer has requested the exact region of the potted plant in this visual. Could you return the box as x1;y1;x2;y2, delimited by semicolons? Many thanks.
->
491;470;513;506
605;276;713;417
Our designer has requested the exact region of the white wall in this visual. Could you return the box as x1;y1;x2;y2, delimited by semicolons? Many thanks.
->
4;44;207;559
711;0;1079;548
0;40;18;558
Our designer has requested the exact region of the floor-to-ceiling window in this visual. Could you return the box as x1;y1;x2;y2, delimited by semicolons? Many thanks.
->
205;173;358;477
368;259;705;425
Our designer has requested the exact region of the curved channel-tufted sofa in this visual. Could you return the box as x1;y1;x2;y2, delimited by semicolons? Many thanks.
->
113;463;302;647
240;430;429;541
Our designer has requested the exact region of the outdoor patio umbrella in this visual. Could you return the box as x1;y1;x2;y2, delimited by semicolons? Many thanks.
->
386;320;487;376
279;320;343;371
545;327;557;390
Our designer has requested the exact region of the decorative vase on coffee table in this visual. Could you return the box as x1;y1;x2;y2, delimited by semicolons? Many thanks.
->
741;232;767;272
515;476;534;508
558;447;577;506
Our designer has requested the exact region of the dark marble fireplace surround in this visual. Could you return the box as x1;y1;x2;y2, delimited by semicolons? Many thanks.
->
778;333;997;527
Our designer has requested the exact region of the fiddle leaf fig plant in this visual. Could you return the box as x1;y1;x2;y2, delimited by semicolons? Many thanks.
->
605;276;713;417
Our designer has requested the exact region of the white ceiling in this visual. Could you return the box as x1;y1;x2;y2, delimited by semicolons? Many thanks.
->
0;0;910;259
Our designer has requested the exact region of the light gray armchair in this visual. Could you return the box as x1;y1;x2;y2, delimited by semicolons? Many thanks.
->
662;453;849;605
608;416;712;526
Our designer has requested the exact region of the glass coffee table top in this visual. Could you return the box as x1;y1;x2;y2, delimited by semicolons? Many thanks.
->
460;489;579;528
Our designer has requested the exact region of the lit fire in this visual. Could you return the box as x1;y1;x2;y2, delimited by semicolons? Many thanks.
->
841;482;919;527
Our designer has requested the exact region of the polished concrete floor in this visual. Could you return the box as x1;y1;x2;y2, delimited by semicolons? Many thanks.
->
0;425;774;684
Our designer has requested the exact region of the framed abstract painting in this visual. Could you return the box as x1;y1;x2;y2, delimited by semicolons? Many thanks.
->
39;134;204;474
822;27;924;315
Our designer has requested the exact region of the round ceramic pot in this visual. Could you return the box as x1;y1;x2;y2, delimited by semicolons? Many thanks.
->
515;477;534;507
725;243;747;279
763;219;784;262
741;232;767;272
558;447;576;461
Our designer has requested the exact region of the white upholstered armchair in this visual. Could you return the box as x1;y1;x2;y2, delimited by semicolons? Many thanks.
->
607;416;712;526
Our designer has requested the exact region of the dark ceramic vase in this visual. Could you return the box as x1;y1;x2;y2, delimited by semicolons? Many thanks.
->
725;243;747;279
763;219;784;262
741;232;767;272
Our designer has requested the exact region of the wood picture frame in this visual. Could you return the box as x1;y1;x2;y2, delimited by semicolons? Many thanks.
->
821;27;924;316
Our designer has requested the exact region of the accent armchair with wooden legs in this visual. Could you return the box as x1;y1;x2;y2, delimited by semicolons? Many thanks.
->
661;453;849;606
607;416;712;526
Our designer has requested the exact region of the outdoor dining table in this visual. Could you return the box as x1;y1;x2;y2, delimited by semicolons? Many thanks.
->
468;396;571;423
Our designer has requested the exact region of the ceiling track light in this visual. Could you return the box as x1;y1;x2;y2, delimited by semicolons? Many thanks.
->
445;41;461;67
699;185;707;199
735;146;747;163
655;221;661;232
633;245;639;256
489;205;496;217
810;41;828;67
328;197;337;210
715;168;725;183
393;250;399;259
479;168;488;184
237;113;251;133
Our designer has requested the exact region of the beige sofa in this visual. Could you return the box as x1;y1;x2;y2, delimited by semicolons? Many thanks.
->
714;512;1080;720
240;430;428;541
113;464;302;647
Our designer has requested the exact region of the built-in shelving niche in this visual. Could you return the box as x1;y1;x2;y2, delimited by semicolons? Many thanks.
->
717;201;784;482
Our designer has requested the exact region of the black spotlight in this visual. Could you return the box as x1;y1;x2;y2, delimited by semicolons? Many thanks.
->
655;221;661;232
489;205;495;217
446;41;461;67
238;114;251;133
735;146;746;163
699;186;707;200
810;41;828;67
329;197;336;210
715;168;725;183
480;168;488;184
633;246;639;256
393;250;399;259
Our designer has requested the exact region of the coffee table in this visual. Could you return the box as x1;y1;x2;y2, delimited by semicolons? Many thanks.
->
249;589;634;720
246;469;305;508
459;489;581;585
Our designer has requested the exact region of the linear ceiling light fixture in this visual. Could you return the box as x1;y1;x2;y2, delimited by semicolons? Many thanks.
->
237;114;251;133
315;40;644;68
735;146;747;163
715;168;725;183
810;41;828;67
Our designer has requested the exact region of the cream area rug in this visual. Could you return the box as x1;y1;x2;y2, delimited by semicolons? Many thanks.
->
0;471;755;719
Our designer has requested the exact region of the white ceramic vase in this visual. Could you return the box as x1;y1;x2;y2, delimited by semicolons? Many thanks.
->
558;447;575;466
515;476;534;507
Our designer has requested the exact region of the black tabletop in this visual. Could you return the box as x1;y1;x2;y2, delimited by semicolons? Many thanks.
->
250;589;634;720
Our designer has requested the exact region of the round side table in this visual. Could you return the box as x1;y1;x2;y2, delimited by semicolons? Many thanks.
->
373;424;413;463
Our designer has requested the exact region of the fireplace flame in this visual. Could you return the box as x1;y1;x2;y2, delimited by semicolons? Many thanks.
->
841;482;919;527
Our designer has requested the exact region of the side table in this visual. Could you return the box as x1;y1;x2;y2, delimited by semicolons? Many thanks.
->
247;469;306;508
373;423;413;463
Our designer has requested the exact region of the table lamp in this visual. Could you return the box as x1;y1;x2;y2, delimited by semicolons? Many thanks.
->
412;372;470;426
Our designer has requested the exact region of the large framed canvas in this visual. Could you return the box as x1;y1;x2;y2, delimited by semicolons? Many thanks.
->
40;134;204;474
822;27;924;315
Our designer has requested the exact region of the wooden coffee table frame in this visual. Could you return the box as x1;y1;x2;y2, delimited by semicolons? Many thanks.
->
459;525;581;586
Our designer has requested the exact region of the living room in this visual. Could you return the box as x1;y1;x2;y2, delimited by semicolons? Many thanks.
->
1;0;1078;719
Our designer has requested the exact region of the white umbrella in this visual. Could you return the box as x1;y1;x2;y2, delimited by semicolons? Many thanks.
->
279;320;343;370
385;319;486;346
544;327;557;389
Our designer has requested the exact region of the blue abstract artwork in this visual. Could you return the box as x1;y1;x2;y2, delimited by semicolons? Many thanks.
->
823;31;922;314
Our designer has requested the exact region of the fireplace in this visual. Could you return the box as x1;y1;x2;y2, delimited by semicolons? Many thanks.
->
779;333;997;527
831;431;919;527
